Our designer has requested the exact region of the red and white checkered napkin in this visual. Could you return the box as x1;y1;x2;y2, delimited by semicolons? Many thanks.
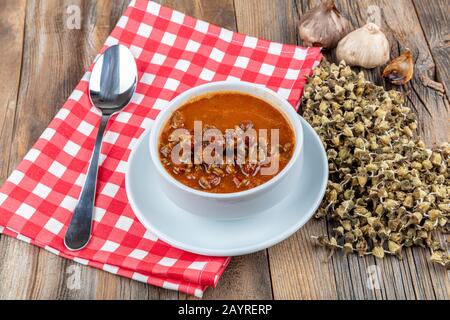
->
0;0;322;297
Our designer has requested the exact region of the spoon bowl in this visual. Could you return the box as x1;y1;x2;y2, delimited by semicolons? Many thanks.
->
89;45;137;114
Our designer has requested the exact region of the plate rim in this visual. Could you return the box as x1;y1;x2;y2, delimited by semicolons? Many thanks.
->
125;116;328;256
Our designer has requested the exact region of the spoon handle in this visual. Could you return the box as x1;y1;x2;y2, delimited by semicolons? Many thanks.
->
64;115;110;251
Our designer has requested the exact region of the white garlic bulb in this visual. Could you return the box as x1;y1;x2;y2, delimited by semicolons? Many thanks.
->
336;23;390;69
299;0;351;49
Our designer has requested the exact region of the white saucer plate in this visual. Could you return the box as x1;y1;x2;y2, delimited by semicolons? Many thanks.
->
125;117;328;256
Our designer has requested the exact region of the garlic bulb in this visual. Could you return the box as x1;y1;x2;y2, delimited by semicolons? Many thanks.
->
336;23;390;69
382;50;414;85
299;0;351;49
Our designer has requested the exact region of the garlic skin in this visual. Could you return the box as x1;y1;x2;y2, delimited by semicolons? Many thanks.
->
299;0;351;49
382;50;414;85
336;23;390;69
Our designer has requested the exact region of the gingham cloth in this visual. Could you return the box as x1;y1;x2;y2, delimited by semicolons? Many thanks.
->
0;0;322;297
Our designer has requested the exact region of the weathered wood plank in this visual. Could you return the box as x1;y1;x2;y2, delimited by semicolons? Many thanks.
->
269;222;339;299
201;254;273;300
413;0;450;102
235;0;298;44
157;0;238;30
0;0;29;300
153;0;273;300
0;0;26;184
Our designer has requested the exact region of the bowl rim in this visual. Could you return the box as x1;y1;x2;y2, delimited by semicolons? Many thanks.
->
148;80;304;199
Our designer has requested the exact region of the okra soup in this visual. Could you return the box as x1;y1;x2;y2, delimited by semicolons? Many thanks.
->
158;92;296;193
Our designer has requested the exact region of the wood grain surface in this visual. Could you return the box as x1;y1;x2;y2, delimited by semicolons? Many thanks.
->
0;0;448;300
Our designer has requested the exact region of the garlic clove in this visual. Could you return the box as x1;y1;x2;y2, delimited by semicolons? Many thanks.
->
336;23;390;69
299;0;351;49
382;50;414;85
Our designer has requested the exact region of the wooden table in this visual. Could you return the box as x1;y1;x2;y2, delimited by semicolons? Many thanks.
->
0;0;448;300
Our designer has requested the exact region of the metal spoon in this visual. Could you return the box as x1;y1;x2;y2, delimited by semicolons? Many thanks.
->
64;44;137;251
